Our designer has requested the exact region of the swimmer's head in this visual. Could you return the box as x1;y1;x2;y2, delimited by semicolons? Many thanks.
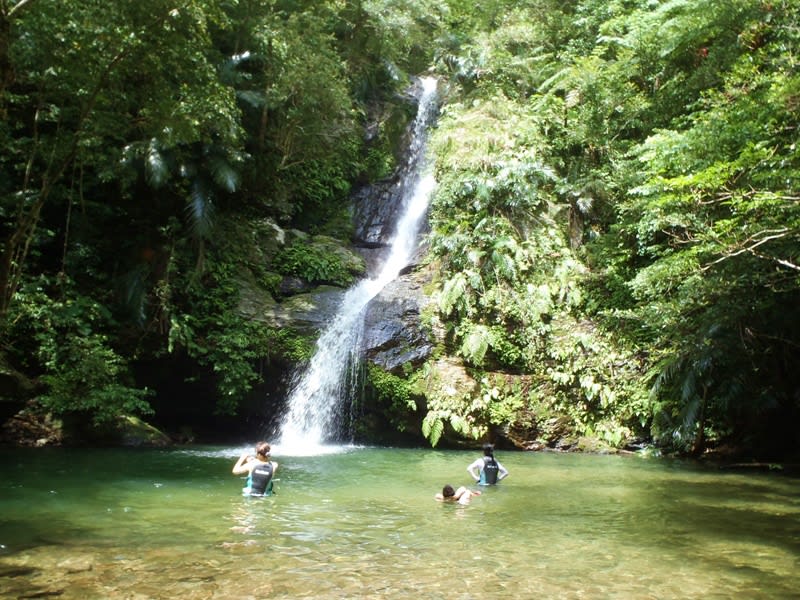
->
255;442;271;457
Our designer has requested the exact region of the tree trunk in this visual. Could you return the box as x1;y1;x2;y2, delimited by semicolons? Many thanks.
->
0;12;12;115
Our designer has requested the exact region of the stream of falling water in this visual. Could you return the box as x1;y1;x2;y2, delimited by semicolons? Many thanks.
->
277;77;438;455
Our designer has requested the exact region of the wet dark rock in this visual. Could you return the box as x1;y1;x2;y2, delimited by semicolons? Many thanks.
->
235;230;366;334
237;267;346;335
351;181;405;249
362;272;434;373
267;286;347;332
278;276;314;297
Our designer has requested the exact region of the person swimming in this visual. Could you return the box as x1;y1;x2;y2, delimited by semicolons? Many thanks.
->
435;484;481;505
232;441;278;496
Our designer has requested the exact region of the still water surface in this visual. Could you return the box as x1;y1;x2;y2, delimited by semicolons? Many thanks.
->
1;446;798;599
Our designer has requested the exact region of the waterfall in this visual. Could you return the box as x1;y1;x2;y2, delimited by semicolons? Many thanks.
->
277;77;438;455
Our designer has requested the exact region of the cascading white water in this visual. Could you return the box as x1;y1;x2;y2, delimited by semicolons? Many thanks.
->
277;77;438;455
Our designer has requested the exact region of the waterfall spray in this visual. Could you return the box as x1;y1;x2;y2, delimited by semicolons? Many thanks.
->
277;77;438;455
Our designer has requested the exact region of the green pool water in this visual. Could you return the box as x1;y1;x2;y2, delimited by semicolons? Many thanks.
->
1;446;798;599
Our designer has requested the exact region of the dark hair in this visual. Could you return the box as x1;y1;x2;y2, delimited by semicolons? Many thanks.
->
482;443;495;457
442;484;455;498
255;442;271;457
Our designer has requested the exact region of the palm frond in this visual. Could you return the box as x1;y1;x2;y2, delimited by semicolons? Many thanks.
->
236;90;266;109
145;139;169;188
118;264;149;326
207;153;240;193
186;181;215;239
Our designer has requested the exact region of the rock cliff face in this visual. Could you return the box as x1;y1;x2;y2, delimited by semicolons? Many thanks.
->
248;193;437;384
257;77;437;372
239;181;432;371
352;78;437;373
255;180;437;376
362;262;434;374
352;184;435;374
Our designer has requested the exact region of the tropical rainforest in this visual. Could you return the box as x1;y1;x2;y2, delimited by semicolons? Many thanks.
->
0;0;797;459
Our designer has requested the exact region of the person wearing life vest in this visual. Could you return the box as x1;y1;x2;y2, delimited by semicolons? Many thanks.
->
467;443;509;485
232;441;278;496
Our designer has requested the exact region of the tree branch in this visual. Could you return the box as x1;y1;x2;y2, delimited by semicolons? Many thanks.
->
748;249;800;272
702;228;799;272
7;0;37;19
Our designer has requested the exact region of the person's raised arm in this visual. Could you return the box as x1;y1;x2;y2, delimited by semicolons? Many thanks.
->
232;452;251;475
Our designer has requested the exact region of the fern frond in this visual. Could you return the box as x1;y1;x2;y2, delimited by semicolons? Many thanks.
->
439;272;468;316
449;414;468;435
461;324;491;366
422;413;444;447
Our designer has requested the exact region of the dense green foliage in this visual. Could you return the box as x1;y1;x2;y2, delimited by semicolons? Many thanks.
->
365;363;417;433
0;0;441;426
418;0;799;455
272;236;364;287
1;0;797;456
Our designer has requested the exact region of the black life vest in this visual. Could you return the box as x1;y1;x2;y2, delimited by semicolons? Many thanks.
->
249;461;274;495
482;456;499;484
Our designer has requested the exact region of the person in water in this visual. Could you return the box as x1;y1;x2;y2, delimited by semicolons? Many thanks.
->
232;441;278;496
435;484;481;505
467;443;509;485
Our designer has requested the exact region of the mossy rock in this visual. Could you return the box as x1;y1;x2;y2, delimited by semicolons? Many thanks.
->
310;235;367;277
77;415;172;447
